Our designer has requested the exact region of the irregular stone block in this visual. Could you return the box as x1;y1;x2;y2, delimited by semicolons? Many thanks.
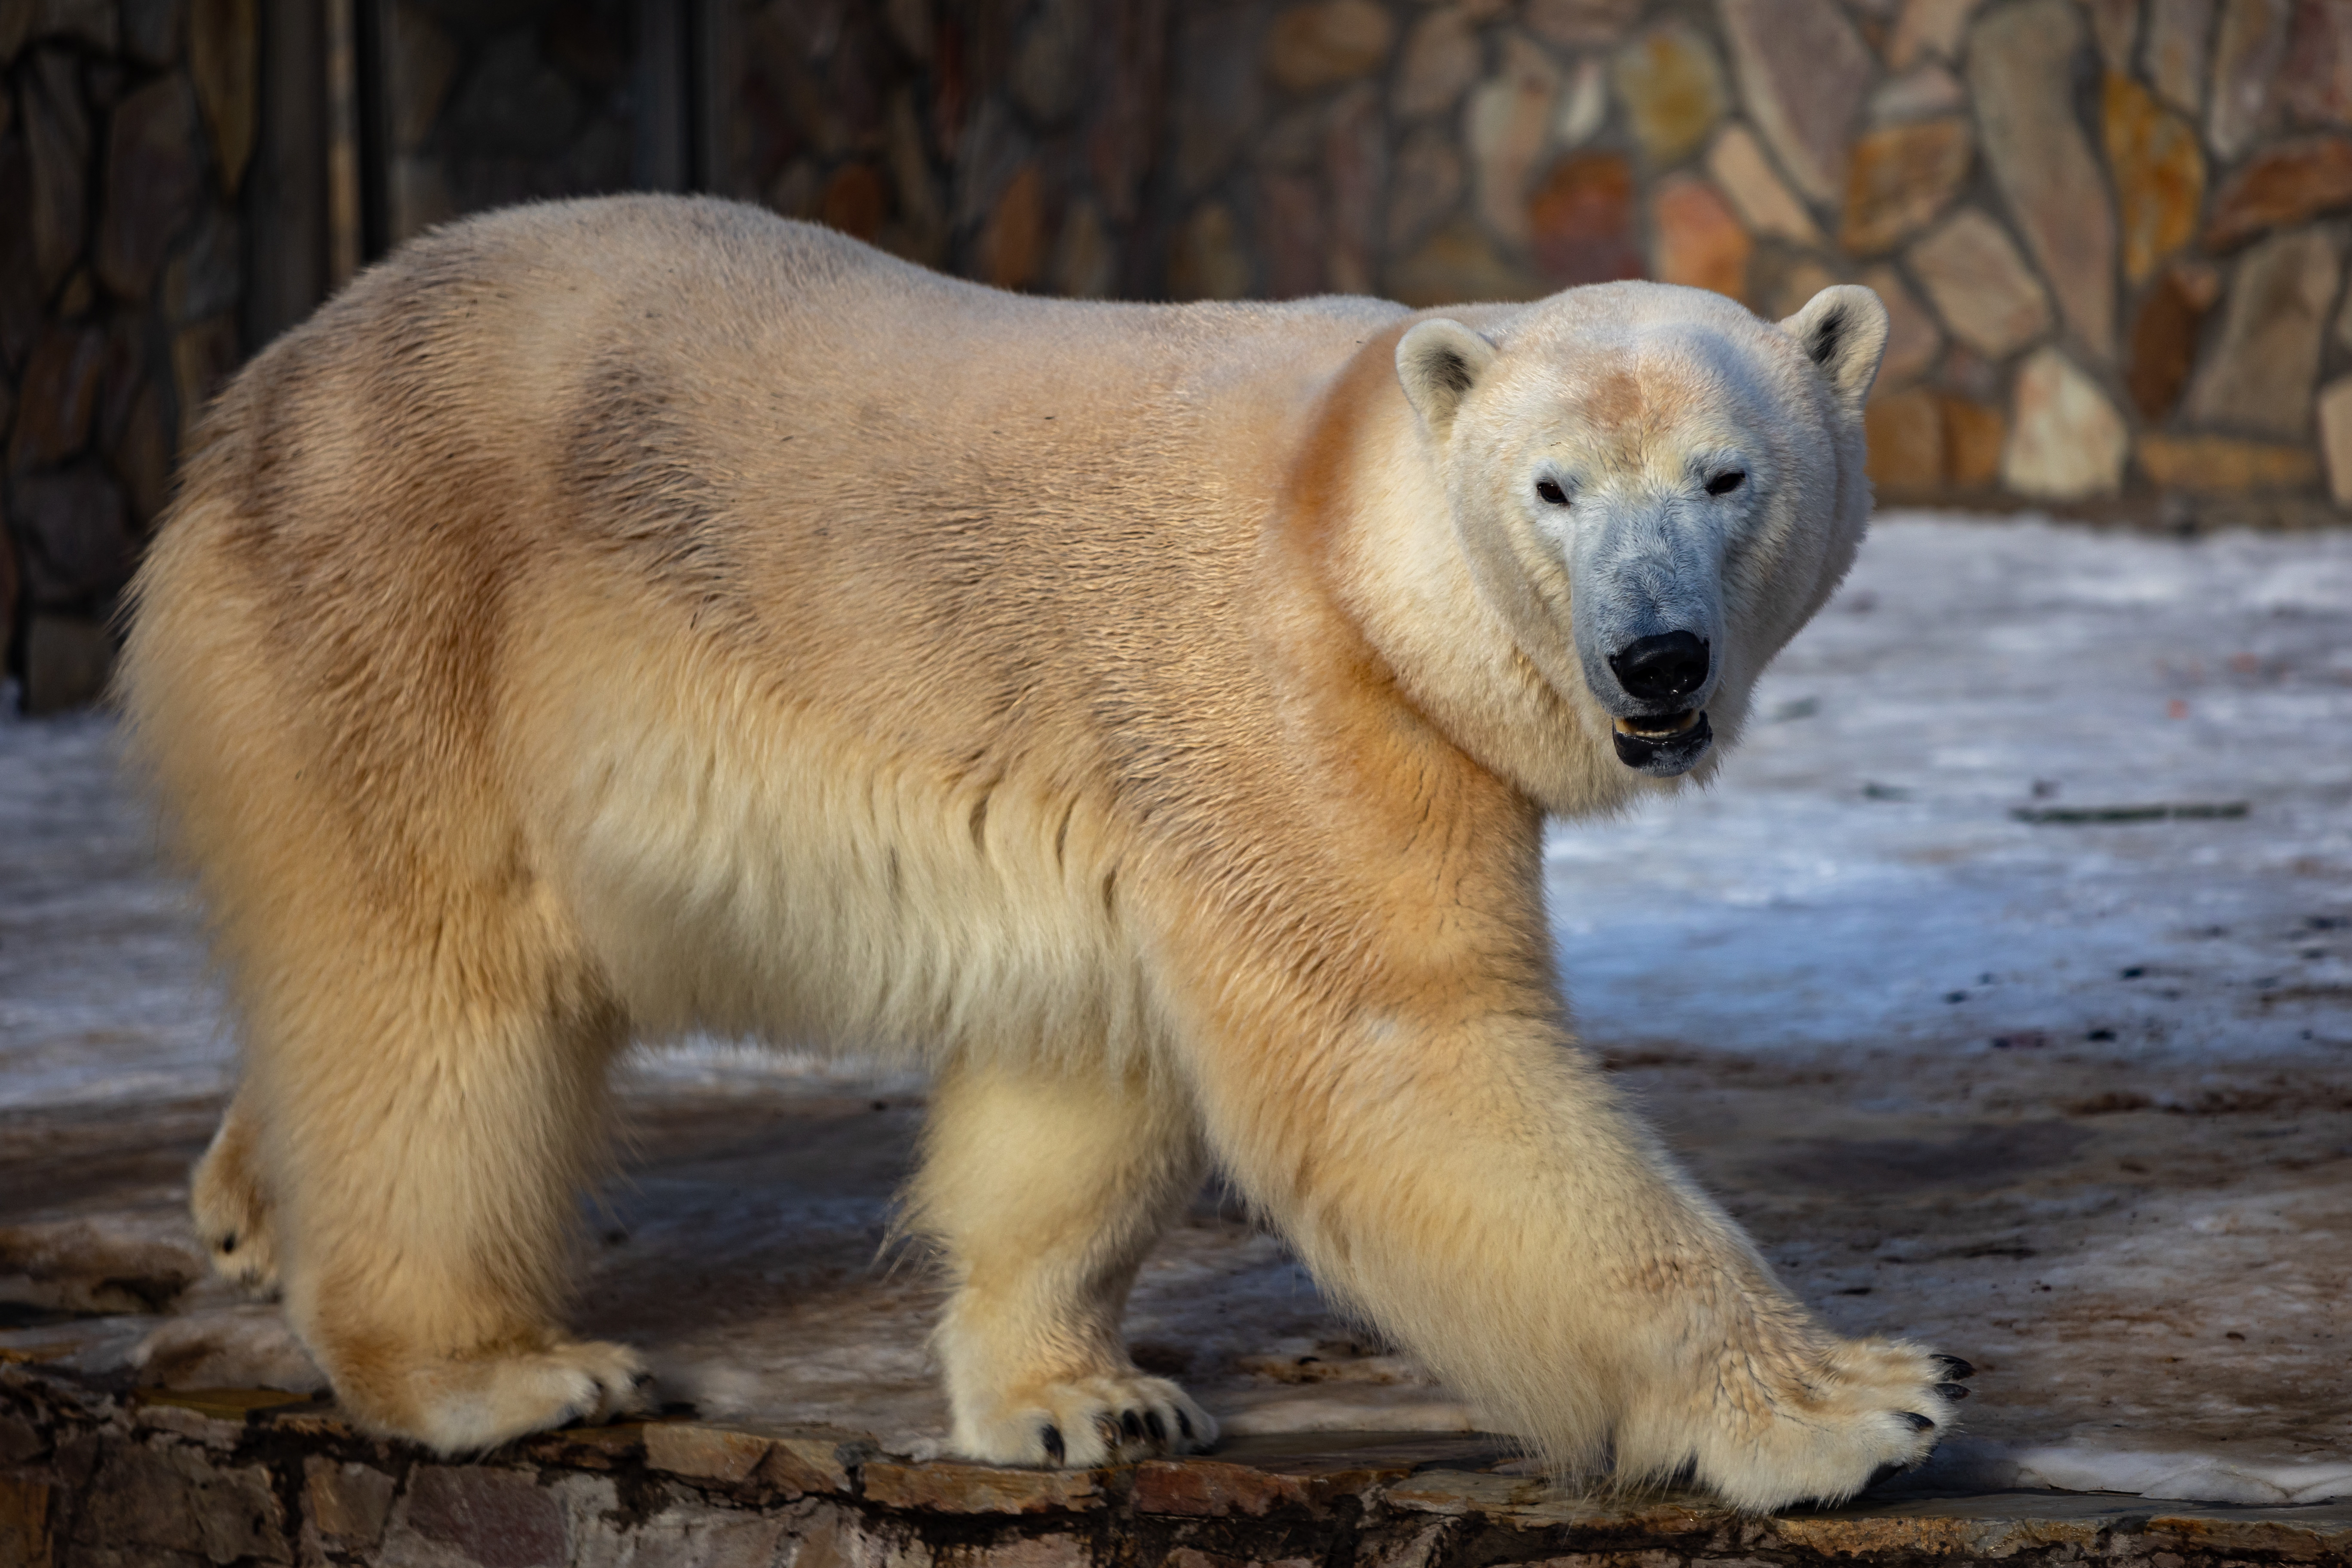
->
1866;386;1946;492
172;315;240;442
1466;34;1559;245
1869;63;1966;123
7;324;102;468
1943;395;2006;484
1049;199;1115;299
2318;375;2352;505
2138;433;2321;490
861;1459;1104;1514
1387;215;1540;306
1718;0;1873;203
1259;167;1327;298
1131;1455;1407;1517
122;0;184;64
643;1421;867;1497
1010;0;1087;125
1755;251;1837;318
1554;57;1608;146
1528;151;1644;288
1173;3;1266;197
1387;125;1464;249
1394;7;1481;121
1967;0;2117;357
395;1466;565;1568
0;1475;55;1568
23;612;115;716
2082;0;2140;69
1906;208;2053;357
2143;0;2214;113
96;77;202;301
1168;201;1250;301
2280;0;2352;126
14;464;132;609
2187;227;2341;438
19;0;117;52
1652;173;1750;297
1862;262;1943;384
165;205;242;325
2002;346;2128;499
1840;117;1972;255
1378;1470;1547;1515
23;48;90;297
113;379;173;527
1525;0;1644;48
2203;135;2352;251
979;163;1043;291
1886;0;1983;68
1324;81;1385;294
2104;73;2205;284
442;31;582;160
2127;259;2220;419
1704;124;1822;247
188;0;255;196
389;1;462;151
71;1443;289;1565
1611;24;1727;167
303;1456;395;1553
2208;0;2291;159
1264;0;1394;94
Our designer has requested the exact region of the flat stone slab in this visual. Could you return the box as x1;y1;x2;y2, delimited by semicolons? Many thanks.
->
5;1372;2350;1566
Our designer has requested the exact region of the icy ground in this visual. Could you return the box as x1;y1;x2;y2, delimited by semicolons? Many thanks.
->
2;515;2348;1506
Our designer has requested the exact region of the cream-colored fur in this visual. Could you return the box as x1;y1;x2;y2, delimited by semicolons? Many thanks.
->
126;196;1963;1507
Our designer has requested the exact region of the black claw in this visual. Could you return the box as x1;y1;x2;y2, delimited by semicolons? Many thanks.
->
1144;1409;1167;1445
1176;1410;1194;1441
1040;1424;1065;1467
1120;1409;1144;1443
1934;1381;1970;1402
1934;1355;1976;1380
1900;1411;1935;1431
220;1232;239;1253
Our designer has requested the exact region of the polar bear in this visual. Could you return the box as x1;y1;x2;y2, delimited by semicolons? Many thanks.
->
123;196;1969;1510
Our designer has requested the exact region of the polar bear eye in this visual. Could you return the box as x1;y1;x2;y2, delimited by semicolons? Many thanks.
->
1706;470;1746;496
1534;479;1569;505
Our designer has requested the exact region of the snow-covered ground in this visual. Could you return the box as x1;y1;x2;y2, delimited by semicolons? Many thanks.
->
2;514;2348;1507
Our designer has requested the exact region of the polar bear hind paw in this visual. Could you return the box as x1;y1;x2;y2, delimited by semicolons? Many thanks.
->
377;1341;654;1455
957;1374;1218;1468
190;1118;280;1295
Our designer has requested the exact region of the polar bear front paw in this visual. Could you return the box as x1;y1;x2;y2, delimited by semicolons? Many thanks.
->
1672;1340;1974;1513
952;1373;1219;1468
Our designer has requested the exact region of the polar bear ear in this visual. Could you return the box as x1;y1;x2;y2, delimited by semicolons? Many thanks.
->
1396;319;1499;439
1779;285;1890;416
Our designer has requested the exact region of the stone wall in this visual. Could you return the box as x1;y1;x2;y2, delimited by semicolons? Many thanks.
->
701;0;2352;527
0;0;254;712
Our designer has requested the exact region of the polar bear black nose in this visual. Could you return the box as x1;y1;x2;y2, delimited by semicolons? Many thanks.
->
1608;632;1711;702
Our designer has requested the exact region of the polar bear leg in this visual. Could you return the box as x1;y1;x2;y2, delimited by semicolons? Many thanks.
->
1182;995;1961;1511
255;924;649;1455
191;1089;280;1294
914;1058;1217;1467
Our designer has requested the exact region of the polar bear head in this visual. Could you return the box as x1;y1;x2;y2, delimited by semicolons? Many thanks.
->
1387;282;1886;800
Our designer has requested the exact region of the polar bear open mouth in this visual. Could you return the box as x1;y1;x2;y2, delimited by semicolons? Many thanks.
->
1612;710;1703;740
1609;710;1713;774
